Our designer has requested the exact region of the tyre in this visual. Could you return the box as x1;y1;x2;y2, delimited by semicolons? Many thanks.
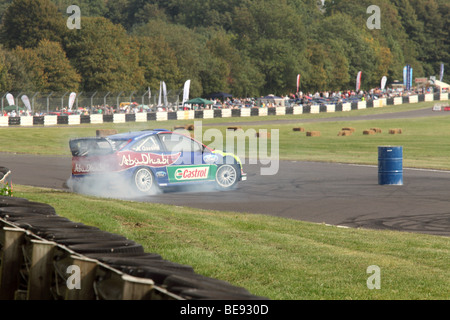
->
0;196;32;207
177;288;260;300
163;274;253;296
67;242;145;254
132;167;158;195
44;230;125;241
215;164;239;190
0;205;56;217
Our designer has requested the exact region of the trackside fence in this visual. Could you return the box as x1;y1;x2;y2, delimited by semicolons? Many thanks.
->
0;93;448;127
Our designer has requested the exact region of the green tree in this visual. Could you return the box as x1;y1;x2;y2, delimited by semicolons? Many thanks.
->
230;0;309;95
13;40;80;92
0;48;10;91
0;46;36;91
136;35;181;92
408;0;449;77
64;17;145;92
12;46;46;90
206;30;264;97
35;39;80;92
312;12;393;90
104;0;130;27
0;0;13;23
250;38;306;95
0;0;66;49
52;0;107;17
133;20;213;97
154;0;239;30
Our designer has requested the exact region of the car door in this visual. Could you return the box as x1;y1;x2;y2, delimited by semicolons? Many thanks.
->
158;132;216;184
125;134;171;184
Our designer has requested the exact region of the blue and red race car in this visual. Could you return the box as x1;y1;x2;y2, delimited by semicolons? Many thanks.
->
69;129;247;196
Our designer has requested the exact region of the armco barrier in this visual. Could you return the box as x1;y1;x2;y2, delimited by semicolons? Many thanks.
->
0;95;448;127
0;172;266;301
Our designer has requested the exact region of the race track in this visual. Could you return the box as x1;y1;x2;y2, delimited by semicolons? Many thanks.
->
1;107;449;237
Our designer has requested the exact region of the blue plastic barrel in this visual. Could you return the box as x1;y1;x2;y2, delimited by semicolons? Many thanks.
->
378;146;403;185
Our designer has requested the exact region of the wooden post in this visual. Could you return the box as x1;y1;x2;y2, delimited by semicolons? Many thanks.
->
121;274;154;300
27;240;56;300
0;227;26;300
64;255;98;300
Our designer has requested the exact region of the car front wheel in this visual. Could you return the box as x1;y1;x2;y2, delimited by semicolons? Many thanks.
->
215;164;239;190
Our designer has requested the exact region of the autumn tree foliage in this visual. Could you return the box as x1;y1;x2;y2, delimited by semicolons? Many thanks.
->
0;0;447;95
1;0;65;49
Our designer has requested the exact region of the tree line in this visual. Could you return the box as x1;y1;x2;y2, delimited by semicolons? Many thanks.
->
0;0;448;98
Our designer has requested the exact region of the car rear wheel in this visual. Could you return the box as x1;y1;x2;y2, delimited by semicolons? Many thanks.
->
215;164;239;190
133;167;157;195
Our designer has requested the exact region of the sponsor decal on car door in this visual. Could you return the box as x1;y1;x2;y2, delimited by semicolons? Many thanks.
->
167;165;217;183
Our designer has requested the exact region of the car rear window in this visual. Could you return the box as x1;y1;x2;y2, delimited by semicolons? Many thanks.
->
70;138;115;157
109;139;130;151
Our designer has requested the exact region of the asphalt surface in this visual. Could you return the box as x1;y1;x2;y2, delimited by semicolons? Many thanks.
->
1;107;449;237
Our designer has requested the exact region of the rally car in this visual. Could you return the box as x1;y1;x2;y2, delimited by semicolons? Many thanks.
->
69;129;247;196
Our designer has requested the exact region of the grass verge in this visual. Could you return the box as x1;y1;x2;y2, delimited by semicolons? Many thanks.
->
11;185;450;300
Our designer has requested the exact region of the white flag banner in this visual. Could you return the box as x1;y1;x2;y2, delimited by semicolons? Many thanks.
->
6;93;14;106
21;95;32;112
158;82;162;106
163;81;167;106
381;76;387;90
68;92;77;111
148;87;151;101
183;80;191;103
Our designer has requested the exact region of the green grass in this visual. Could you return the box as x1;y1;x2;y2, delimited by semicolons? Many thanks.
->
11;185;450;300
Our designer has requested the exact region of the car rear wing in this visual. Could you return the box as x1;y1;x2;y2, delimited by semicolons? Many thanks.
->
69;137;115;157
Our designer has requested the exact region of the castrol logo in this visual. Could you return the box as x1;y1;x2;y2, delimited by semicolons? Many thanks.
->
175;167;209;181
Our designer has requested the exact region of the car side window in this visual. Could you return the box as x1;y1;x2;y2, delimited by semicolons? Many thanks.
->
131;136;161;152
160;133;202;153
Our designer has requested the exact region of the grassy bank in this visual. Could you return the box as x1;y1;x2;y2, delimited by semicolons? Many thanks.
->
11;185;449;300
